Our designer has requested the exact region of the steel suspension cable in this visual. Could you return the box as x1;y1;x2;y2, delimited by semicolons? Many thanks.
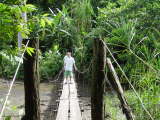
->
0;40;30;119
101;40;154;120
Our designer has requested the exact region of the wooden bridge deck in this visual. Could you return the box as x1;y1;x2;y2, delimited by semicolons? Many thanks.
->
56;78;82;120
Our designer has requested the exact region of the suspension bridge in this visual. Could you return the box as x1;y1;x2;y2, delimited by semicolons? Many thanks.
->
0;40;154;120
0;70;90;120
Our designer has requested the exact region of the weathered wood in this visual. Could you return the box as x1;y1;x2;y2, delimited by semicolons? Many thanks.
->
106;58;134;120
22;39;40;120
91;38;106;120
56;78;82;120
90;1;106;120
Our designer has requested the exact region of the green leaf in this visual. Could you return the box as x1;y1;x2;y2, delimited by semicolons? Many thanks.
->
59;29;71;36
11;106;17;111
25;4;37;12
40;19;46;28
53;45;59;51
45;18;53;26
43;13;49;17
26;47;35;56
5;116;11;120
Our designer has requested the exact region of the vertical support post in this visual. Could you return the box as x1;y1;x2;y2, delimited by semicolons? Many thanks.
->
22;38;41;120
91;38;106;120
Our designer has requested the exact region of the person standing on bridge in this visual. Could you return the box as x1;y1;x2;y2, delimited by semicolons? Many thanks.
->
64;51;77;84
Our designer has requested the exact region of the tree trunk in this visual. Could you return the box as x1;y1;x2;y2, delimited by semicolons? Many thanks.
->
91;38;106;120
22;39;40;120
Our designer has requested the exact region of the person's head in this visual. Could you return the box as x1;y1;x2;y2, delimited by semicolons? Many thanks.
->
66;51;71;57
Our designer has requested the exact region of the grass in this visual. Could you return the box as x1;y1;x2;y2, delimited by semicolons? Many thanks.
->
105;89;160;120
104;92;126;120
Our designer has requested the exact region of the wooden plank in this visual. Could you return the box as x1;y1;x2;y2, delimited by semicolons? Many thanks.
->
56;80;69;120
56;78;82;120
69;78;82;120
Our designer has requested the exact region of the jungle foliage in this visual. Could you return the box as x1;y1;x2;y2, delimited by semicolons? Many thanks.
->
0;0;160;119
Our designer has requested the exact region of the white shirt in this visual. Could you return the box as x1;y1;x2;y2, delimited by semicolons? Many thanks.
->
64;56;75;71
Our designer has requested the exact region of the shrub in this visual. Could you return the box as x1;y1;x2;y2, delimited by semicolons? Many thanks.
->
39;50;63;80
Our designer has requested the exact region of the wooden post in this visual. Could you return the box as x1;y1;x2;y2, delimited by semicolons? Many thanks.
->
22;38;40;120
106;58;134;120
91;38;106;120
90;1;106;119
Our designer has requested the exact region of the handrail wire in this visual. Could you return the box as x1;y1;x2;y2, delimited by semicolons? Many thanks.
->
0;40;30;119
50;68;64;82
76;59;93;74
101;40;154;120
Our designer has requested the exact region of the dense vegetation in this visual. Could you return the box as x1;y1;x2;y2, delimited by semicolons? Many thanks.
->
0;0;160;120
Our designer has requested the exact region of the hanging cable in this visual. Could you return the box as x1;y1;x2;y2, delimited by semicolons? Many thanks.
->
0;40;30;119
76;59;93;74
101;40;154;120
50;68;64;82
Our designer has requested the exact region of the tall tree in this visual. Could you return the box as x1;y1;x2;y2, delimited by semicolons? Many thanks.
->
91;0;106;120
